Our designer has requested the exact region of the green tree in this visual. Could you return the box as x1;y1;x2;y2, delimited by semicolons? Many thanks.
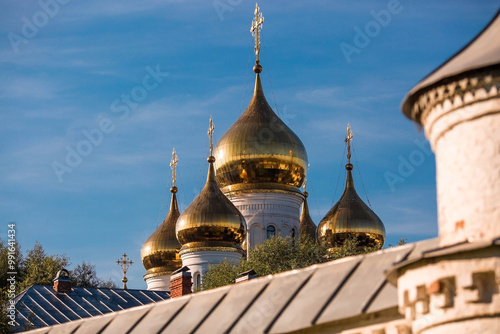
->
387;237;407;248
71;262;117;288
202;235;329;290
200;259;250;291
202;235;380;291
327;236;379;260
0;238;118;333
20;241;70;291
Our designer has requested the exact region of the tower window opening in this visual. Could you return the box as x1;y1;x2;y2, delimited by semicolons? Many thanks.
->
266;225;276;239
194;272;201;291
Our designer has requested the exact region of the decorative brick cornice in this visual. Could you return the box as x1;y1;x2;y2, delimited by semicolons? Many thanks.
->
404;65;500;126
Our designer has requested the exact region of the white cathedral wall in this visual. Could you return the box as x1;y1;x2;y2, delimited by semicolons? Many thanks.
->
227;191;303;251
145;274;171;291
180;250;242;291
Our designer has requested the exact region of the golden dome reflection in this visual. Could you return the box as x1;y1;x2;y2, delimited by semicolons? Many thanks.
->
300;189;317;241
317;164;386;250
175;156;247;253
213;71;308;195
141;186;182;277
318;125;385;250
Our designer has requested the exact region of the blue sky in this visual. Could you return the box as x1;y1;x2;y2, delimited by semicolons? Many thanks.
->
1;1;498;289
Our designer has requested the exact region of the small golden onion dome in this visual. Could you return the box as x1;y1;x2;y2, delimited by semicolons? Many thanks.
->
141;186;182;277
318;164;386;250
176;156;247;252
300;191;317;240
213;69;308;194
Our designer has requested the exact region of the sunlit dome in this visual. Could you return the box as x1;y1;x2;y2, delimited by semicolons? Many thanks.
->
176;119;247;253
141;185;182;277
213;63;308;195
318;126;385;250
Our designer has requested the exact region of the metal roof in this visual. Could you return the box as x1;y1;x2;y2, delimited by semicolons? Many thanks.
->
11;285;168;332
22;238;440;334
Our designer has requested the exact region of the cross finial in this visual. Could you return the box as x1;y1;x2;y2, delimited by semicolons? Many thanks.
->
345;123;354;164
170;148;178;187
250;3;264;63
116;253;133;289
208;116;215;156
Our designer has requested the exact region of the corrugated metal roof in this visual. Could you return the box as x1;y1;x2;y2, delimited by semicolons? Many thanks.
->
22;239;440;334
12;285;168;332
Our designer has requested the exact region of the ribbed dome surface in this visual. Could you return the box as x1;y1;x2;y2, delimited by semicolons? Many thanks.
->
214;73;308;194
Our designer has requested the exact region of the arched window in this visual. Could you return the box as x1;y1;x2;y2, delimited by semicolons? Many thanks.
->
194;272;201;291
266;225;276;239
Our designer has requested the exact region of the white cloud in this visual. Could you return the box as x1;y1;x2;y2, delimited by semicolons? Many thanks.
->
0;77;61;99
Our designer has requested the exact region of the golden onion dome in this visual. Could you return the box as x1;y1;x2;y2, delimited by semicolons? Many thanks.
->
300;190;317;241
213;66;308;195
176;155;247;252
318;163;386;250
141;186;182;277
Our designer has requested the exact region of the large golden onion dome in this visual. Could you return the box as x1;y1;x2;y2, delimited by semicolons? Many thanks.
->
213;65;308;195
299;186;317;241
318;126;385;250
176;119;247;253
141;185;182;277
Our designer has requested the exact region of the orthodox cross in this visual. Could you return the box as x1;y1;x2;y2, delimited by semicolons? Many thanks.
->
208;116;215;156
170;148;178;187
250;3;264;62
116;253;133;289
345;124;354;164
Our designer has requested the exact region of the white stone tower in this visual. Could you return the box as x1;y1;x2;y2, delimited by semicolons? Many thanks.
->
394;12;500;334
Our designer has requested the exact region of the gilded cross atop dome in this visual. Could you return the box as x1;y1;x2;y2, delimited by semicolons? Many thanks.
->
170;148;178;187
208;116;215;156
250;3;264;62
345;123;354;165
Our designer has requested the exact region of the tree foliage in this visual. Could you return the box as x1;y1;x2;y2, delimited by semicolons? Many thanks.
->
20;241;70;291
71;262;116;288
387;237;407;248
327;236;379;260
0;237;117;333
202;235;379;291
203;236;327;290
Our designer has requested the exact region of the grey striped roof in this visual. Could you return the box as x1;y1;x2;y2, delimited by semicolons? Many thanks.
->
12;285;168;332
22;238;440;334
